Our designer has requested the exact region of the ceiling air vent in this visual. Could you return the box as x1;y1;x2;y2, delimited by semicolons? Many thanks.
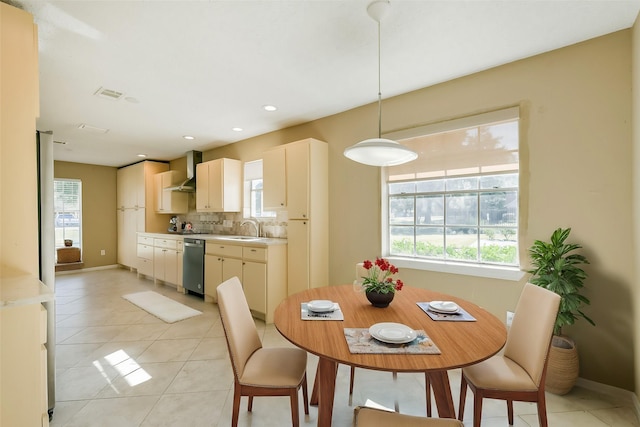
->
78;123;109;133
94;87;125;101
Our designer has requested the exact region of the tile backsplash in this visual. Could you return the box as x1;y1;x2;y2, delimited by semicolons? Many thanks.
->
173;211;288;239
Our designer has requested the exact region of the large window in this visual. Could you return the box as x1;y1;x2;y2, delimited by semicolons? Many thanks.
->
54;179;82;253
384;108;520;271
243;160;275;218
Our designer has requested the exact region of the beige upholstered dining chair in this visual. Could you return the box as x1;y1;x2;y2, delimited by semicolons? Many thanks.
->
217;276;309;427
457;283;561;427
354;406;464;426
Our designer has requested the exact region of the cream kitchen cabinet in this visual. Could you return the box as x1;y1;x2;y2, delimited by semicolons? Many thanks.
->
204;242;243;302
196;158;242;212
263;138;328;296
136;234;154;278
1;272;53;427
203;240;286;322
177;239;184;290
263;138;327;219
155;170;188;214
153;238;179;285
1;5;51;425
117;161;169;270
263;147;286;209
241;245;286;323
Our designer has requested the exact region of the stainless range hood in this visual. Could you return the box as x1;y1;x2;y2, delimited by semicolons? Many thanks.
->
166;150;202;192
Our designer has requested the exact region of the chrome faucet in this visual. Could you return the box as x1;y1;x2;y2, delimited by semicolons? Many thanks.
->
240;218;261;237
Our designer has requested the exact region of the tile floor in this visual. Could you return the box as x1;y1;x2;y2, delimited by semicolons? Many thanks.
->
50;268;639;427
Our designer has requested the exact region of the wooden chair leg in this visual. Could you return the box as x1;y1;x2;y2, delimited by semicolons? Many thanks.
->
302;373;309;415
537;394;549;427
290;389;300;427
507;399;514;425
232;387;242;427
425;373;432;417
473;392;483;427
349;366;355;396
247;395;253;412
458;374;468;421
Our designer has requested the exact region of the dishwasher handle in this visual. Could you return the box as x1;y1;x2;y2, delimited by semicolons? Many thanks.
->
184;242;204;248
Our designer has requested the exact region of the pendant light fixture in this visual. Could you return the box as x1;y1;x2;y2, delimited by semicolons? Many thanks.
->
344;0;417;167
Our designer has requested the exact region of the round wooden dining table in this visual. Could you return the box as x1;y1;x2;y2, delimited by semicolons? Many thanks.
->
274;284;507;427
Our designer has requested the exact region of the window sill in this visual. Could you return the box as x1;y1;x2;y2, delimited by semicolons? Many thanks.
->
388;257;526;282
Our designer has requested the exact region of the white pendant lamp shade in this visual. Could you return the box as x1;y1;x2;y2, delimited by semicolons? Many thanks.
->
344;138;418;166
344;0;417;167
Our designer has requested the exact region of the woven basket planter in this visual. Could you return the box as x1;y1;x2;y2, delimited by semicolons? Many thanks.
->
545;335;579;395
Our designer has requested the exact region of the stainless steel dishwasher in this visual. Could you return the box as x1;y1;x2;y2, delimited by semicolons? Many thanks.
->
183;238;205;295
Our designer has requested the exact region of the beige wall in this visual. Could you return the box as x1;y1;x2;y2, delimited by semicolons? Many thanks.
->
202;30;636;391
54;161;118;268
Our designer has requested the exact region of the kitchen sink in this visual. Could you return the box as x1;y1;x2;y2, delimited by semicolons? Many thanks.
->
216;236;264;242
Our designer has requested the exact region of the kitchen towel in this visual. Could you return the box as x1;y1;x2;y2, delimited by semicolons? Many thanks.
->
123;291;202;323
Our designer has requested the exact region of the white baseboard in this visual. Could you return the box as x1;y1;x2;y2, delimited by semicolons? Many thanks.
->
55;264;120;275
575;377;639;417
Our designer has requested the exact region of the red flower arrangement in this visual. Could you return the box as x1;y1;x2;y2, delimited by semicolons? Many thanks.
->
360;257;404;294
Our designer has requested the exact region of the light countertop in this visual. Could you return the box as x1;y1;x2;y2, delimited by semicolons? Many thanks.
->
138;232;287;247
0;267;54;309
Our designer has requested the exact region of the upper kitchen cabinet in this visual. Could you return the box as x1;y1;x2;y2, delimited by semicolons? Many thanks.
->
196;158;241;212
263;138;328;220
116;163;145;209
262;148;286;209
155;170;188;214
116;161;169;269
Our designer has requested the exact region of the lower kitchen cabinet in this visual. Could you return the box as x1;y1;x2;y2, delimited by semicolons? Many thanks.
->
137;235;154;278
204;241;286;323
136;233;183;289
243;259;267;314
177;240;184;289
204;243;243;303
1;273;52;427
153;238;179;285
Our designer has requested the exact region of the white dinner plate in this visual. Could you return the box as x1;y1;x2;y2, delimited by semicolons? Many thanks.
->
369;322;417;344
307;300;336;313
428;301;459;314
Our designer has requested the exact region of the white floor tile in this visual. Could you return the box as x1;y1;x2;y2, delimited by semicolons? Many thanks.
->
48;268;639;427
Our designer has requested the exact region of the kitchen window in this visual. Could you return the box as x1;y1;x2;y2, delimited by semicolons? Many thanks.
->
243;160;276;218
382;107;523;280
54;179;82;255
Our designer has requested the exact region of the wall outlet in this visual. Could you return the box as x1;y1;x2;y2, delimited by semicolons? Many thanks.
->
506;310;515;327
100;249;106;256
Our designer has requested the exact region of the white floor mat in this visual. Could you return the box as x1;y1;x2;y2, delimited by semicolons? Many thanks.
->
122;291;202;323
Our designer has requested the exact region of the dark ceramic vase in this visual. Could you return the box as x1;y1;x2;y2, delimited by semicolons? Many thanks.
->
365;290;394;308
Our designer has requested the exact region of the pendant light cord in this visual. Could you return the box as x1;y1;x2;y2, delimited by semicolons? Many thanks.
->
377;19;382;139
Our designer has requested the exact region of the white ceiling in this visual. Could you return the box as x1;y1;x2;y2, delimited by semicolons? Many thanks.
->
16;0;640;168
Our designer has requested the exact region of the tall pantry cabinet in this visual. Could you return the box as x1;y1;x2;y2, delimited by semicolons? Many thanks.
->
263;138;328;296
117;161;169;269
0;3;53;427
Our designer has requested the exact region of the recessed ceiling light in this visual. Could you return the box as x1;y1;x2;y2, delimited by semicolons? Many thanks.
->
125;96;139;104
183;135;195;140
137;154;147;158
263;105;277;112
232;127;243;132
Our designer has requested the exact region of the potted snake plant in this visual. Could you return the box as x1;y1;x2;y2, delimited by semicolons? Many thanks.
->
528;227;595;394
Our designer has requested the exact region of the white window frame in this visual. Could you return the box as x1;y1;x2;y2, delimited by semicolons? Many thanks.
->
54;178;82;258
243;160;276;219
381;107;525;281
